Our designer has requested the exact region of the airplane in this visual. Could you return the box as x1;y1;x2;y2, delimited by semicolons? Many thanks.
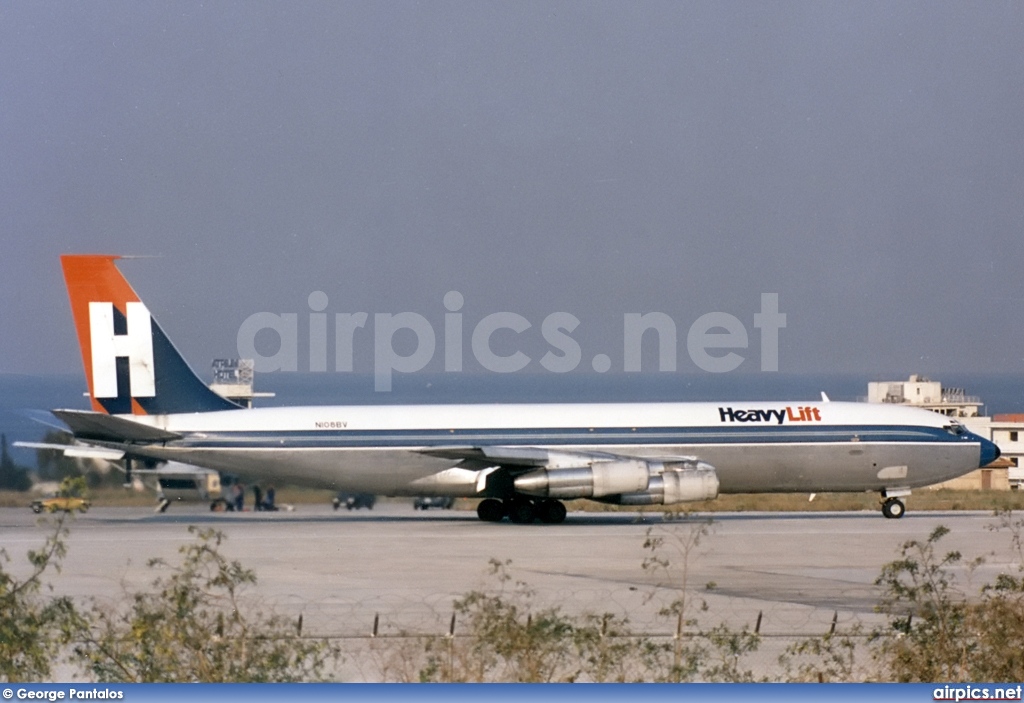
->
37;254;999;523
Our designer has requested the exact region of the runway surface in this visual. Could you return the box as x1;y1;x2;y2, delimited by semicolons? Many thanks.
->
2;503;1017;642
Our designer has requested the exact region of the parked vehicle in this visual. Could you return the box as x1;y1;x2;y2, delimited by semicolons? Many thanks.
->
413;496;455;510
333;492;376;510
31;496;90;514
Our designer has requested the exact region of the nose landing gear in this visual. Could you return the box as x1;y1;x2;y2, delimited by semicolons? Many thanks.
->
881;496;906;519
880;487;910;519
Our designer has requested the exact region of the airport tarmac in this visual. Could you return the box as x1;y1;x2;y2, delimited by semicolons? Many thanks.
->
2;503;1020;679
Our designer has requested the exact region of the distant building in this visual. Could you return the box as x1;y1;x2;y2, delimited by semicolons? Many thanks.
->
989;414;1024;490
208;359;275;409
865;375;982;417
865;375;1022;490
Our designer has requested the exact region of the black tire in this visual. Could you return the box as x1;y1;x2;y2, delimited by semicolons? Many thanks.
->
889;498;905;519
537;500;567;524
476;498;506;522
882;498;905;519
508;499;536;524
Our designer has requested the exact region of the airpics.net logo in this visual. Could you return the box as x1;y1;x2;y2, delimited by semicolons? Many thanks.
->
236;293;787;391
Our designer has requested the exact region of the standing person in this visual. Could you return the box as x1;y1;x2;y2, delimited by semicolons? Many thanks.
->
264;485;277;511
234;482;245;512
253;484;263;512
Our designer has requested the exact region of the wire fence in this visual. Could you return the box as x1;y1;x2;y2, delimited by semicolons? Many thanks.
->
56;591;885;682
310;628;878;682
222;597;886;682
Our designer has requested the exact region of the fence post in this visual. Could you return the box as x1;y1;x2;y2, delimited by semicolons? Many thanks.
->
673;611;684;682
447;611;457;682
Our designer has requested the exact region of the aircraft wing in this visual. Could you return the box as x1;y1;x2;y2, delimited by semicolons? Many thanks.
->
13;439;170;471
419;445;701;470
14;441;126;461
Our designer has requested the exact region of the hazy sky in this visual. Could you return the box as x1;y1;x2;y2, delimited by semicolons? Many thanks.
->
2;1;1023;379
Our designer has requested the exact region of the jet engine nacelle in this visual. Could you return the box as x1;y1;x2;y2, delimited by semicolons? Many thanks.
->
513;459;650;499
608;463;719;505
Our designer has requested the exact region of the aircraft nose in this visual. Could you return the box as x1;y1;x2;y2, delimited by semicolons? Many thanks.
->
979;437;1001;467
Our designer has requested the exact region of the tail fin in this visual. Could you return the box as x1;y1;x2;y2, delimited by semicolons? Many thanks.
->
61;255;241;415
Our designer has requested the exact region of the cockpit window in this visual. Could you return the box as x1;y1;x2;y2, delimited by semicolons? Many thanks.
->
944;423;967;436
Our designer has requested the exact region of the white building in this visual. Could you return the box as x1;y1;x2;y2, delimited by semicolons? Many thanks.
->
865;375;982;417
989;415;1024;489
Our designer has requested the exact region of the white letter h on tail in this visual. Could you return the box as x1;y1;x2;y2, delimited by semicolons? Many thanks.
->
89;302;156;398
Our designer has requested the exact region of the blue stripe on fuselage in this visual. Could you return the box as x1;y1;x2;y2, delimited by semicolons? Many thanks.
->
174;424;973;450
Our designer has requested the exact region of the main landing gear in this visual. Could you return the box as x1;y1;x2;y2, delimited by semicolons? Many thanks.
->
881;496;906;519
476;497;567;524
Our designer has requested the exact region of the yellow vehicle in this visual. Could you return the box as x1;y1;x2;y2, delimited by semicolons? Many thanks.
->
30;496;91;514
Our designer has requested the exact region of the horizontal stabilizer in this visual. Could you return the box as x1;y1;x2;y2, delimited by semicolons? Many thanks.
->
51;409;181;442
17;409;74;433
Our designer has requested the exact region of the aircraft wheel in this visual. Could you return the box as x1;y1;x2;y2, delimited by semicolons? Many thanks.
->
537;500;567;524
882;497;905;519
508;499;536;524
477;498;506;522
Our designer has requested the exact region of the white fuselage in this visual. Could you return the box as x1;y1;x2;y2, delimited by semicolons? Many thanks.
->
108;400;989;497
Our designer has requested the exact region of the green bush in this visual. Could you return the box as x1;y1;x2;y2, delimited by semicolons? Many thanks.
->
784;510;1024;682
0;480;88;681
871;513;1024;682
75;527;339;682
